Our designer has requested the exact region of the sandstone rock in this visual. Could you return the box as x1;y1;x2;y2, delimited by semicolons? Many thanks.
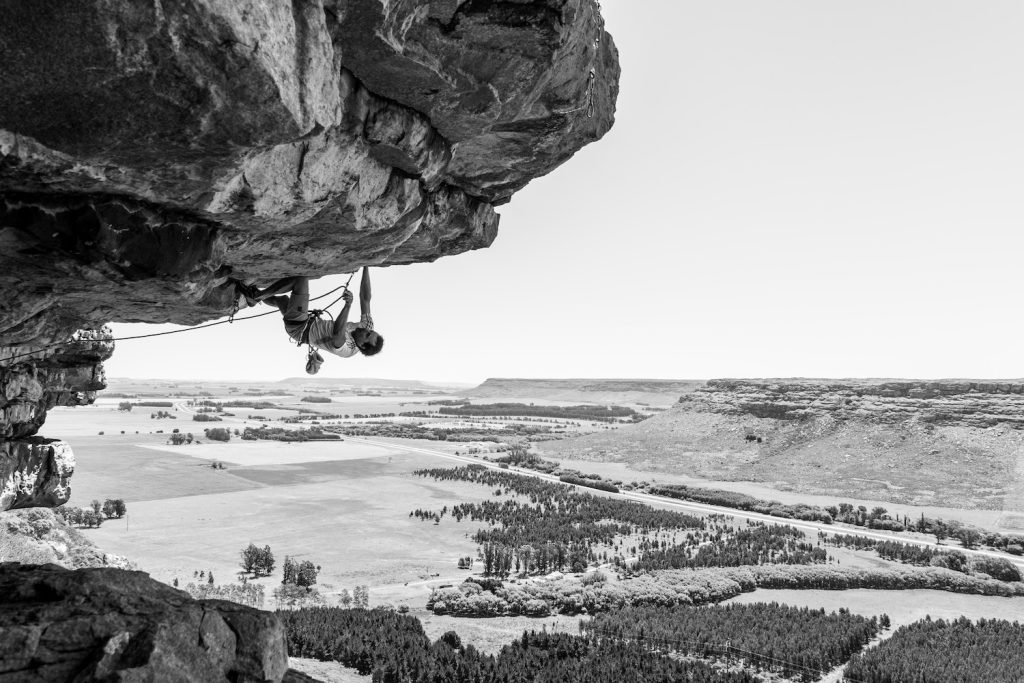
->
0;563;288;682
0;328;113;439
0;0;619;469
0;439;74;511
0;0;617;349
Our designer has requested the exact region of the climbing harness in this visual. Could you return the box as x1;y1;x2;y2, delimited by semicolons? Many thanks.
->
0;274;357;367
290;271;356;367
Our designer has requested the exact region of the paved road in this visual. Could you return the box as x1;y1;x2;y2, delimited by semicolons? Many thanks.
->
347;436;1024;570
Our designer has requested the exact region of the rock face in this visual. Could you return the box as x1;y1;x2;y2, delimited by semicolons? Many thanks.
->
0;329;112;510
684;379;1024;429
0;562;288;682
0;0;620;502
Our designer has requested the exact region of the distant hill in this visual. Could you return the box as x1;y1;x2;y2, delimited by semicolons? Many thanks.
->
464;378;704;407
105;377;469;393
540;378;1024;514
276;377;469;390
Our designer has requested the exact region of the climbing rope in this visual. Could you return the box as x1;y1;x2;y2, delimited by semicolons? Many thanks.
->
0;273;358;367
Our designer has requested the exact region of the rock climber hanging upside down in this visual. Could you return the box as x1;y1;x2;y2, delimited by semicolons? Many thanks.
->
235;267;383;374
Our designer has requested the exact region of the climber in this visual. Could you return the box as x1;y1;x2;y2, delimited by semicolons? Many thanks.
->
237;267;383;374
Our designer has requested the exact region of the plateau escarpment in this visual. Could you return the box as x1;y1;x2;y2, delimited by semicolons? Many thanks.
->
690;379;1024;429
542;379;1024;512
466;378;704;407
0;0;620;509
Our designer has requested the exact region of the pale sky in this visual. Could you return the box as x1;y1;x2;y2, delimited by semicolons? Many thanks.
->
107;1;1024;384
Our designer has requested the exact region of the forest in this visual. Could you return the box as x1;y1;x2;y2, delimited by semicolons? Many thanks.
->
414;466;831;578
414;466;704;559
635;523;827;571
844;616;1024;683
278;606;760;682
583;603;885;682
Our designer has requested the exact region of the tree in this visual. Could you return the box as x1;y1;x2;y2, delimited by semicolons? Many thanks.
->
260;545;275;575
102;499;117;518
113;499;127;518
440;631;462;650
90;499;102;514
241;543;260;575
353;585;369;608
295;561;319;588
208;571;215;585
272;583;324;608
338;589;353;608
282;556;296;585
204;427;231;441
118;402;133;412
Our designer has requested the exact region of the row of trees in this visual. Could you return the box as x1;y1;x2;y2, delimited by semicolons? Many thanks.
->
559;473;620;493
241;426;340;442
824;535;1022;582
649;484;1024;554
429;563;1024;618
438;402;637;422
56;498;126;527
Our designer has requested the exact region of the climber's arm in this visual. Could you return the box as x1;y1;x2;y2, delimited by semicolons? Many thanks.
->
330;291;354;346
359;267;372;319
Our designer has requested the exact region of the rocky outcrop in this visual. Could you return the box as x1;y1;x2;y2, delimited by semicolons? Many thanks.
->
683;379;1024;429
0;440;74;510
0;0;619;499
0;562;287;682
0;508;134;569
1;329;112;510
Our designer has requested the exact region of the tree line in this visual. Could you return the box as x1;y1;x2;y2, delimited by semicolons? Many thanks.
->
823;534;1021;582
56;498;126;528
438;402;637;422
427;564;1024;618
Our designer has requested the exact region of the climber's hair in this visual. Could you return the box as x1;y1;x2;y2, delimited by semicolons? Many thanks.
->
358;334;384;357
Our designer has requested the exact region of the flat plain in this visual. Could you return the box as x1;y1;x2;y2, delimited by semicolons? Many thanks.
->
41;387;1024;660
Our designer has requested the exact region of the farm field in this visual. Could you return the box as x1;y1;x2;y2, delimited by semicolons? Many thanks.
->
38;390;1024;666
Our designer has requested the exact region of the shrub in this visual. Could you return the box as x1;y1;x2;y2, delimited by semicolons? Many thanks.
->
203;427;231;442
